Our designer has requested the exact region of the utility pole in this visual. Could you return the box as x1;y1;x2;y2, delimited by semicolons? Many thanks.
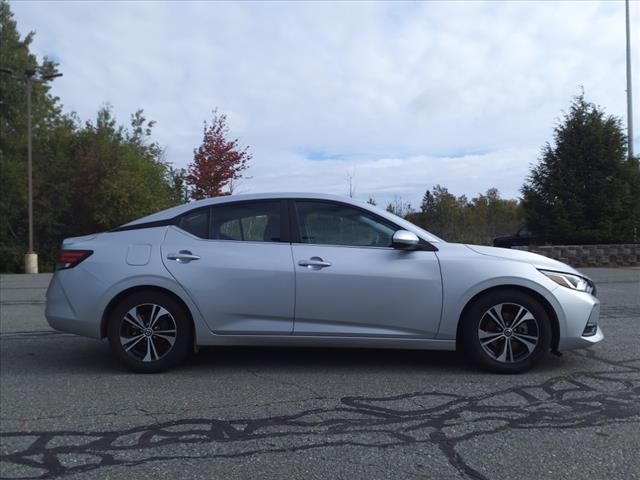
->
26;70;34;259
346;171;356;198
626;0;634;160
0;67;62;273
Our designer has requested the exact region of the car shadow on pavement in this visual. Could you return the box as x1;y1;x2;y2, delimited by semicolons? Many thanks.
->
190;345;468;372
185;345;567;375
0;332;567;376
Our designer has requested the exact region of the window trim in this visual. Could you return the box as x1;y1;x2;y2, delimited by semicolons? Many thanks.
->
114;199;290;244
288;199;437;251
111;198;437;251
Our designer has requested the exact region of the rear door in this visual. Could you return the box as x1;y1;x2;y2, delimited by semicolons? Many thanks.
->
291;200;442;337
161;200;295;334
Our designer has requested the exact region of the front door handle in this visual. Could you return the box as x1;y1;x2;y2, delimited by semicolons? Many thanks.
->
298;257;332;269
166;250;200;263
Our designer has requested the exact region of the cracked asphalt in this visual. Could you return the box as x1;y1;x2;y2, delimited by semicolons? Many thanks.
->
1;268;639;480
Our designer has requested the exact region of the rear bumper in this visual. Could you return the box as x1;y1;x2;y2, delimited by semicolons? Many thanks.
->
45;274;101;338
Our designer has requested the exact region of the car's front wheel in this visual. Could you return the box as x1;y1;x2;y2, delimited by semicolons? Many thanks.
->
107;291;192;373
461;290;551;374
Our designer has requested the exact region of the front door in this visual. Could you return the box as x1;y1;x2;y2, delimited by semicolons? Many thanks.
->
291;200;443;337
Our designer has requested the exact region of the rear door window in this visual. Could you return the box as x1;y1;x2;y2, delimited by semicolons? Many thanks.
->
210;201;283;242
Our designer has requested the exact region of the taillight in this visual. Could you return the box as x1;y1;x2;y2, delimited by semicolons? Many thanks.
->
56;250;93;270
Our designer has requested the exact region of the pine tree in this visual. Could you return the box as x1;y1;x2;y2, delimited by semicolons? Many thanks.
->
522;94;640;244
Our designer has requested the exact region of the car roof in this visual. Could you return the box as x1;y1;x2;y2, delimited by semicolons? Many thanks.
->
121;193;351;226
120;192;443;242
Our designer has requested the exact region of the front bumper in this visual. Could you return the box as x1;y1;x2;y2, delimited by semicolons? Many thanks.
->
552;286;604;351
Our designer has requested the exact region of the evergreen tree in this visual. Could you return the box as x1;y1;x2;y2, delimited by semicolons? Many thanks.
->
521;94;640;244
420;190;433;214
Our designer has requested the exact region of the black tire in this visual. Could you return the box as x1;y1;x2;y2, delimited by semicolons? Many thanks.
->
460;289;551;374
107;291;192;373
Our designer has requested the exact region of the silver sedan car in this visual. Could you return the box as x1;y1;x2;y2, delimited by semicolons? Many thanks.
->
46;193;603;373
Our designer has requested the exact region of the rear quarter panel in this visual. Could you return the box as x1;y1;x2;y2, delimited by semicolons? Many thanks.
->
58;227;209;342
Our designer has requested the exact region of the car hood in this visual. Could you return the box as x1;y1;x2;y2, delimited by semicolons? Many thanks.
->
465;244;585;277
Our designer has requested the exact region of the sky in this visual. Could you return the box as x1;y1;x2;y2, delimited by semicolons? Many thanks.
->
11;0;640;208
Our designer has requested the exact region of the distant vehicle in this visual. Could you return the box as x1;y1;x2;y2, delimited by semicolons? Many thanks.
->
46;193;602;374
493;226;533;248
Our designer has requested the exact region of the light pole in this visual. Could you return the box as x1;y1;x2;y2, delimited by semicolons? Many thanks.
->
626;0;634;160
0;67;63;273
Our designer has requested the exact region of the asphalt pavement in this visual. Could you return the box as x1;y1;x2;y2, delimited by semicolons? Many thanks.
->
1;268;639;479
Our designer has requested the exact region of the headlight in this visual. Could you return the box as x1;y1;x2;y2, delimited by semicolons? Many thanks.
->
539;270;595;294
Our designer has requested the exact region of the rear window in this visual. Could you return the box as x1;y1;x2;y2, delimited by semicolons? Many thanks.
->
177;209;209;238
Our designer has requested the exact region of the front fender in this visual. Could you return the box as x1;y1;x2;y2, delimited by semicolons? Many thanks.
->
435;250;565;340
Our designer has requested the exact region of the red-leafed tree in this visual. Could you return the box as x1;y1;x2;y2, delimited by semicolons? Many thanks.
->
186;109;252;199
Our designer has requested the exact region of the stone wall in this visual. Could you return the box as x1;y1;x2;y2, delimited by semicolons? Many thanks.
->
529;244;640;268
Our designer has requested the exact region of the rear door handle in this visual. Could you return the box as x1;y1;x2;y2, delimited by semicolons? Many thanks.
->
298;257;332;269
166;250;200;263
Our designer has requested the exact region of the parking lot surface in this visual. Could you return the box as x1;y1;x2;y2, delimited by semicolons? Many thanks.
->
1;268;639;479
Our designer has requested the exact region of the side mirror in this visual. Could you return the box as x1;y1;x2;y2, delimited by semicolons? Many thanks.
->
392;230;419;250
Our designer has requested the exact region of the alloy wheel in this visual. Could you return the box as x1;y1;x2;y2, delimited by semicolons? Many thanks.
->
478;302;540;364
119;303;177;363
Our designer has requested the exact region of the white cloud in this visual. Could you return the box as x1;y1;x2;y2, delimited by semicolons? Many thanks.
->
11;0;640;207
244;147;537;205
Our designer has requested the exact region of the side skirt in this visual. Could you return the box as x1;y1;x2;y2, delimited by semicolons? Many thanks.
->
196;334;456;351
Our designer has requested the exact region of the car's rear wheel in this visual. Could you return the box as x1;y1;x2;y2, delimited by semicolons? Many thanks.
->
107;291;192;373
461;290;551;374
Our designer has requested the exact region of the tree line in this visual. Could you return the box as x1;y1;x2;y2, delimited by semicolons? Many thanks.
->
363;189;522;246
